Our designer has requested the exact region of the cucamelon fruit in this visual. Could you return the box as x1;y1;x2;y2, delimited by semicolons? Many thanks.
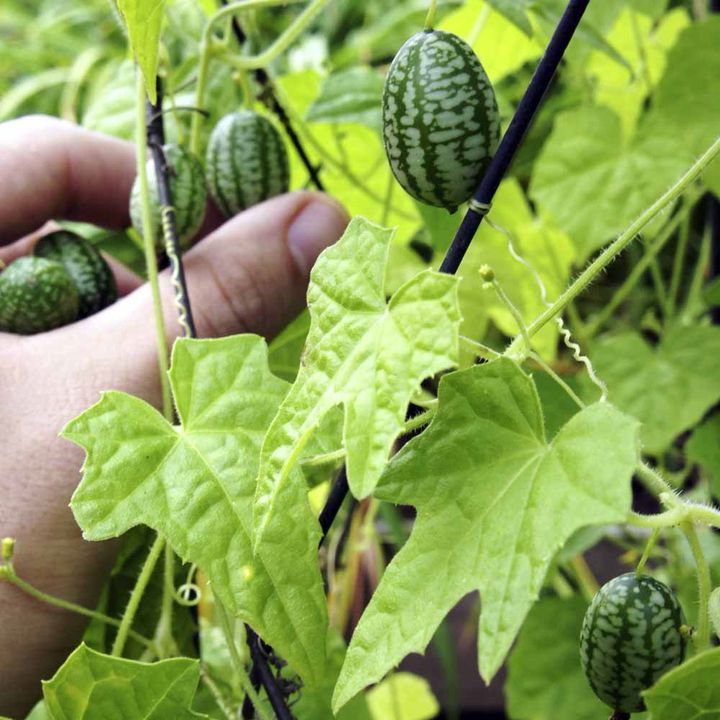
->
580;573;686;713
34;230;117;318
130;143;207;249
0;256;79;334
382;29;500;212
205;110;290;218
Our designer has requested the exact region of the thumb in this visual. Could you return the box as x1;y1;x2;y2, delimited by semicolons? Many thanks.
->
179;190;348;339
78;191;348;404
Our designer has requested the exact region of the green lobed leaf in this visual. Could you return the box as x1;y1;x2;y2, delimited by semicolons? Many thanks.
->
333;358;639;710
586;325;720;454
42;644;207;719
115;0;166;103
253;217;461;544
306;66;384;132
643;647;720;719
63;335;329;685
529;104;692;260
505;596;607;720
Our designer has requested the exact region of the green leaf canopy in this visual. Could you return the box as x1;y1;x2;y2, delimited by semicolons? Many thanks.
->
333;358;639;710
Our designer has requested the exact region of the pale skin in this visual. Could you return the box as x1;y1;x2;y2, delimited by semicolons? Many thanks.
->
0;115;349;717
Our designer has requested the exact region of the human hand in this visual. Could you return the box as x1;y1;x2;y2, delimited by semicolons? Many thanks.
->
0;116;348;716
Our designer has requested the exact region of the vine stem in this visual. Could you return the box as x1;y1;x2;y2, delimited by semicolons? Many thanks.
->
112;534;165;656
681;522;711;651
205;0;330;71
512;135;720;347
709;587;720;640
215;599;274;720
424;0;438;30
0;563;155;652
191;0;329;153
319;0;593;544
584;195;698;339
635;528;660;575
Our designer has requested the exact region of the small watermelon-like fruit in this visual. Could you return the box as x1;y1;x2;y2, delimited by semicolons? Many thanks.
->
0;256;79;334
580;573;686;713
382;29;500;212
34;230;117;318
130;143;207;249
205;110;290;218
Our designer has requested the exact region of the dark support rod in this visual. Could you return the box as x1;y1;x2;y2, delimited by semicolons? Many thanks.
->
318;0;592;543
147;80;197;338
220;0;325;191
244;628;295;720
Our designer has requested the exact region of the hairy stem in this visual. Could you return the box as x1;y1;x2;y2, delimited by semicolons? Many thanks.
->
516;136;720;345
112;534;165;656
585;197;697;339
215;599;273;720
681;522;711;651
0;564;155;652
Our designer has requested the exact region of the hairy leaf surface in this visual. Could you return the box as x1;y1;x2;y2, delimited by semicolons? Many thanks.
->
254;217;461;543
43;644;206;719
64;336;329;684
334;358;639;709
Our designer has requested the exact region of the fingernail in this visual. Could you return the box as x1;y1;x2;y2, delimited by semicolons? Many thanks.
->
288;197;349;276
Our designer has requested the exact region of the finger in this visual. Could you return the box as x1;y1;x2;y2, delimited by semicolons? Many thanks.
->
68;191;349;406
0;116;135;246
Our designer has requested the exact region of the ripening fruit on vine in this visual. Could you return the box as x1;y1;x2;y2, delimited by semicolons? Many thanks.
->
130;143;207;249
382;29;500;212
0;256;79;334
580;573;686;714
205;110;290;218
34;230;117;318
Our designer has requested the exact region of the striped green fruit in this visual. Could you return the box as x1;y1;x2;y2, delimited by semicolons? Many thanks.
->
382;29;500;212
130;144;207;249
34;230;117;318
205;110;290;218
0;256;79;334
580;573;686;713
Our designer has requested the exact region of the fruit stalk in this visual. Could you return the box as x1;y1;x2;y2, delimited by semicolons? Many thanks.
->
439;0;590;274
221;0;325;191
147;78;197;338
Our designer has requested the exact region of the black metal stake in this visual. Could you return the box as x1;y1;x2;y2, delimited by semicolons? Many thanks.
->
318;0;592;543
220;0;325;191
